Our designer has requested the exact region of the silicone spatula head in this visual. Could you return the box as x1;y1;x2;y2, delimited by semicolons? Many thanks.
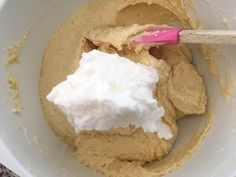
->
131;27;183;45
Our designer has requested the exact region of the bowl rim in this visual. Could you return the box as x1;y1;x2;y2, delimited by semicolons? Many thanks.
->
0;139;31;177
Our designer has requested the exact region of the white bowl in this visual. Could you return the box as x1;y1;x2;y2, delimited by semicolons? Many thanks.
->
0;0;236;177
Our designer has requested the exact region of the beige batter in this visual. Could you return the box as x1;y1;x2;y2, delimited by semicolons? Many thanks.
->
6;30;29;65
39;0;208;176
7;73;23;114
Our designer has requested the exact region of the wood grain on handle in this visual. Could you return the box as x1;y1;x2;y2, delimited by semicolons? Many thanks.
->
179;30;236;44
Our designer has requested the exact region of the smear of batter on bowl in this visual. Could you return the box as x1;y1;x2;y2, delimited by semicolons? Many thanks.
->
220;75;234;100
199;44;223;76
199;44;234;100
7;73;23;114
6;30;30;65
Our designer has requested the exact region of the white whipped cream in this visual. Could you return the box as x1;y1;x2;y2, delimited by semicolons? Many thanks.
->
47;50;173;140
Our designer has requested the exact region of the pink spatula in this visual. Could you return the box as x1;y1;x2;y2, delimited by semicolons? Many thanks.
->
131;27;236;45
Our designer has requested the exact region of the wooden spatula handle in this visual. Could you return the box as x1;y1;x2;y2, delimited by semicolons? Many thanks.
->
179;30;236;44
